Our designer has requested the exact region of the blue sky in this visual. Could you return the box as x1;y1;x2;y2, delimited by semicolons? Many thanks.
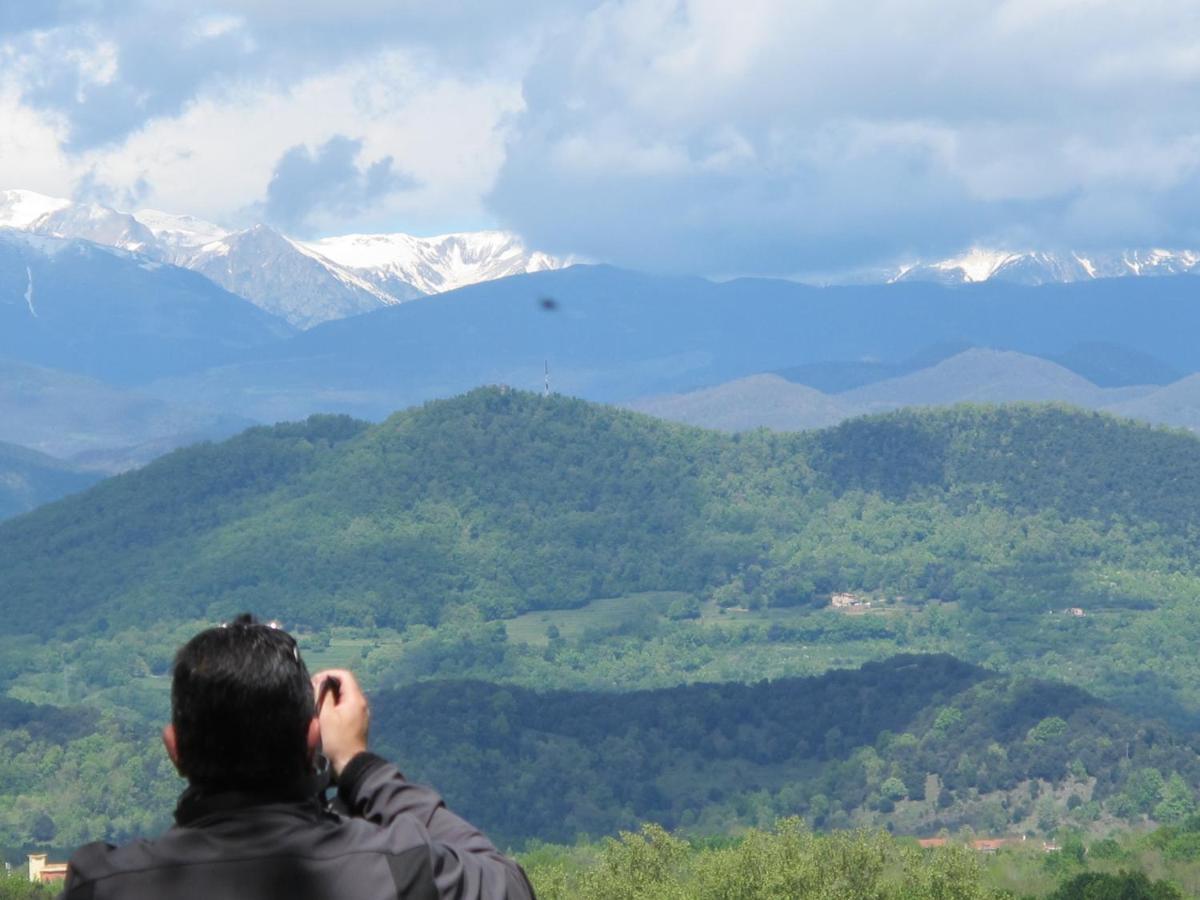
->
2;1;1199;276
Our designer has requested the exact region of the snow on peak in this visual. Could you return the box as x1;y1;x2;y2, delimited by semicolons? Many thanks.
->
930;248;1020;283
302;229;571;295
891;247;1200;286
0;190;72;229
134;209;229;250
0;186;569;327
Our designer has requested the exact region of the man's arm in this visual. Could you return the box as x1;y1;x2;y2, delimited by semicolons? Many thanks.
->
314;670;535;900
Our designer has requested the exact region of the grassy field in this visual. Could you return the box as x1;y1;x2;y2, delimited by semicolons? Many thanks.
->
272;592;914;695
299;631;394;673
2;592;937;713
504;591;692;644
504;590;910;645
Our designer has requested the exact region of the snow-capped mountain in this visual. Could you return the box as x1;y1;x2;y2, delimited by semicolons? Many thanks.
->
0;189;569;328
176;226;403;329
134;208;230;254
0;189;71;228
0;191;405;327
891;247;1200;286
0;189;157;254
303;230;566;297
126;208;400;327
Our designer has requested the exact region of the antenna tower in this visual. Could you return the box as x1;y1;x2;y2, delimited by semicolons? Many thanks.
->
544;360;550;397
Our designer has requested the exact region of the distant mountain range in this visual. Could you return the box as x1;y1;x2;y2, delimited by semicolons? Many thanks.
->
139;266;1200;426
303;230;565;298
8;234;1200;477
0;189;567;328
886;247;1200;286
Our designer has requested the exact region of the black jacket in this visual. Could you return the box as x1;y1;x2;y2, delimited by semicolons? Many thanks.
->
60;753;535;899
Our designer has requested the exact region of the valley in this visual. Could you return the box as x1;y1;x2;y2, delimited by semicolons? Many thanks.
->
5;5;1199;896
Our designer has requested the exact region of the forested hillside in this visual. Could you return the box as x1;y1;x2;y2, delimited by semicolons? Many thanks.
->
6;389;1200;632
7;390;1200;720
0;390;729;632
372;655;1200;846
4;653;1199;858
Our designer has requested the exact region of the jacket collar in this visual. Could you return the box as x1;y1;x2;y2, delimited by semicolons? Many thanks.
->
174;775;326;826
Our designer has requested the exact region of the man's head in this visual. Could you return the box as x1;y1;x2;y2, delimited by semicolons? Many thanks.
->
164;614;318;790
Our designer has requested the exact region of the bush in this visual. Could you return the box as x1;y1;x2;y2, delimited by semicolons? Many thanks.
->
1048;870;1182;899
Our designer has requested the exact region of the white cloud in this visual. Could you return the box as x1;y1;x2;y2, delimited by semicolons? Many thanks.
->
488;0;1200;272
5;49;522;235
3;0;1200;268
191;14;245;41
0;87;73;192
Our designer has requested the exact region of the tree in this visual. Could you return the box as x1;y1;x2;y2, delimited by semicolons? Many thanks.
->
1048;870;1182;899
1154;772;1196;825
881;777;908;803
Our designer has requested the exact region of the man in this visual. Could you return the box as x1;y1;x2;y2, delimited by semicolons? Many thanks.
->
61;615;536;899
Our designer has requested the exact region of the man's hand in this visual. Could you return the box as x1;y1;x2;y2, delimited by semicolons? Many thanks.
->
312;668;370;778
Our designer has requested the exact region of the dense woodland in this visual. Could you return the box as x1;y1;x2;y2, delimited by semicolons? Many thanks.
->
10;388;1200;635
372;656;1200;847
3;652;1199;861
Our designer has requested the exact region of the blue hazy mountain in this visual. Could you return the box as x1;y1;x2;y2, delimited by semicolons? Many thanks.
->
773;342;976;393
0;441;102;520
775;342;1182;393
1048;342;1183;388
0;230;293;385
150;265;1200;423
631;349;1160;433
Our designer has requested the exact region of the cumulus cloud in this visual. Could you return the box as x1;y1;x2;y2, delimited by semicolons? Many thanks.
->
4;0;1200;269
7;11;257;150
0;35;524;235
487;0;1200;274
260;136;416;234
0;0;584;150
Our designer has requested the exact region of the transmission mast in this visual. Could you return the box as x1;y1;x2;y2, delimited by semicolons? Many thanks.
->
543;360;550;397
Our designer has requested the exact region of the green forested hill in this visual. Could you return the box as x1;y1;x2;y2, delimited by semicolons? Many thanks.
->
9;390;1200;725
5;652;1199;856
8;390;1200;855
811;403;1200;530
0;389;735;633
8;388;1200;635
6;390;1200;654
375;654;1200;846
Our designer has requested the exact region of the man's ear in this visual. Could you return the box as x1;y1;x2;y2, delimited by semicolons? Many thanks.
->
306;716;321;760
162;724;184;775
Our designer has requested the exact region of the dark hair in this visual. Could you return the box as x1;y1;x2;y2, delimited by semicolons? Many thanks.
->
171;613;314;790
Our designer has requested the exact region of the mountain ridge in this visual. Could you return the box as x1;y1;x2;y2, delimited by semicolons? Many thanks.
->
141;265;1200;426
888;247;1200;286
0;188;567;327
